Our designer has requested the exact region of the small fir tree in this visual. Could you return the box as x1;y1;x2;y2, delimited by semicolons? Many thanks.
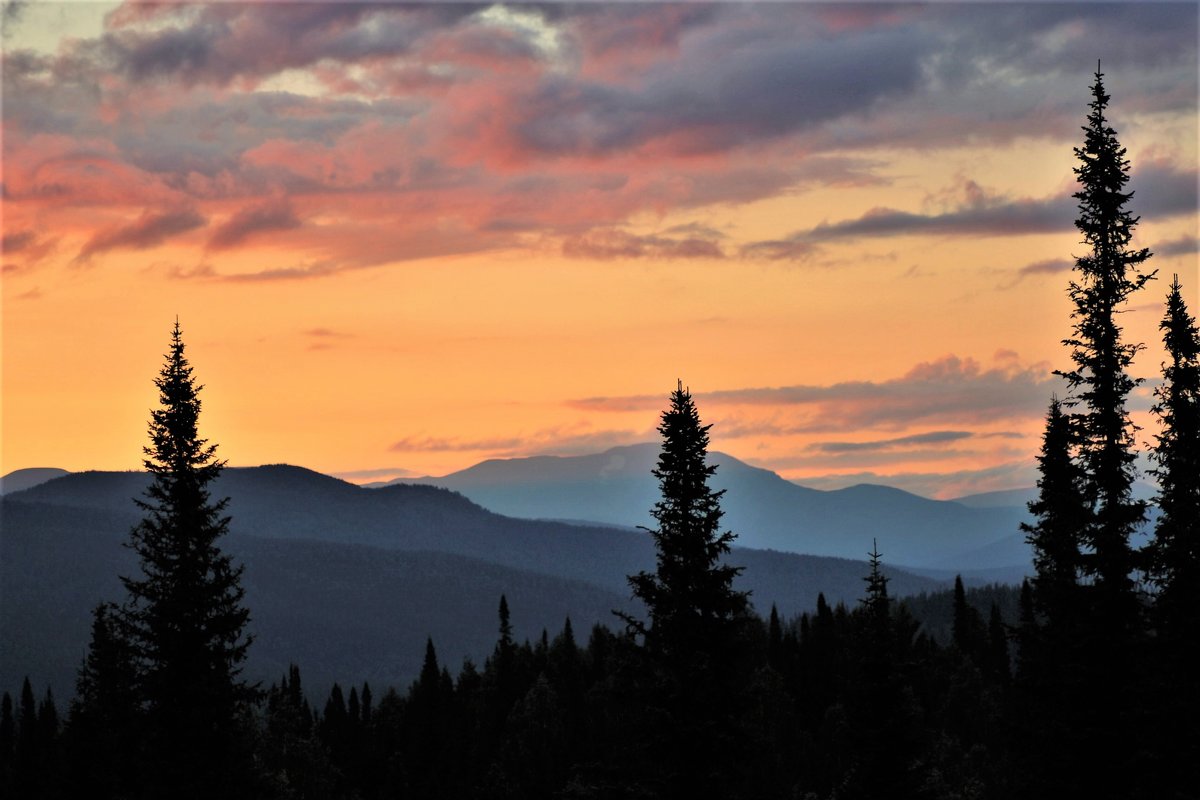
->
1021;397;1088;630
1146;275;1200;790
1147;275;1200;645
69;603;140;798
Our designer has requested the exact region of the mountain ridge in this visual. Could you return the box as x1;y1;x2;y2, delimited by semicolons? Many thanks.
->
2;465;948;696
390;443;1035;570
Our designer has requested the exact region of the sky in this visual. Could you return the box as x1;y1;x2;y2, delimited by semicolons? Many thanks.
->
2;1;1197;499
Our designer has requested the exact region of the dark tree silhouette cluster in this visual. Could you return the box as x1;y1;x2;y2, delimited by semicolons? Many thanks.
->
1016;67;1199;798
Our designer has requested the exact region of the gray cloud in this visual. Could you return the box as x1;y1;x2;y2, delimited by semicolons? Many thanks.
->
562;227;725;260
2;230;35;252
207;199;300;250
101;4;480;87
748;163;1197;251
1018;258;1074;278
331;466;420;481
1130;160;1200;220
77;209;206;261
573;354;1064;431
739;239;817;262
1154;235;1199;258
219;260;342;282
514;22;928;156
808;430;976;454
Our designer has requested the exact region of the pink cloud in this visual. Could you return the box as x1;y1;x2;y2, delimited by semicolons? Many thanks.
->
2;3;1193;278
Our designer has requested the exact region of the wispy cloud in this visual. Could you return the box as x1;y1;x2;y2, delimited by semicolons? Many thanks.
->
331;466;420;481
562;227;725;260
2;230;36;252
1155;234;1199;258
389;427;650;458
76;209;206;262
807;430;976;454
743;163;1197;253
1016;258;1074;278
207;198;300;251
573;354;1062;432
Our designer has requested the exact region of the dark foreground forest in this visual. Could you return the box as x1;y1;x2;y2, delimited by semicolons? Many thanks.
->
2;71;1197;800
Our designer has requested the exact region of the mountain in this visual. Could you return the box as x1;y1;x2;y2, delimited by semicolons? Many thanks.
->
0;498;631;699
2;466;943;696
400;444;1034;570
0;467;69;495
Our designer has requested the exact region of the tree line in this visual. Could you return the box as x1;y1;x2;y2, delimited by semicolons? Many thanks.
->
2;68;1197;800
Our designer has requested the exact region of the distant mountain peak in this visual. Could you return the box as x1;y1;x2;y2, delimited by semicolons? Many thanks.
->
0;467;71;496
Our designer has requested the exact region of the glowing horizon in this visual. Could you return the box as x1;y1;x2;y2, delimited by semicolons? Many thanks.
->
3;2;1197;499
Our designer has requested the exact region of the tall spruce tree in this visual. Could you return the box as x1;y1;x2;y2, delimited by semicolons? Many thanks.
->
1147;275;1200;645
1059;66;1153;625
624;381;748;657
120;321;254;798
622;381;750;799
1048;66;1154;798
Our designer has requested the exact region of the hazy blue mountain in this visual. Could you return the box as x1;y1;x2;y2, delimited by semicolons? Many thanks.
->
401;443;1033;569
2;466;944;695
0;467;69;495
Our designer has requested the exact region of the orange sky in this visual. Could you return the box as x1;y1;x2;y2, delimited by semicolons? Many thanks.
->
2;2;1197;498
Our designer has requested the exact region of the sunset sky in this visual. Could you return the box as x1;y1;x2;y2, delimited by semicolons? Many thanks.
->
2;1;1197;499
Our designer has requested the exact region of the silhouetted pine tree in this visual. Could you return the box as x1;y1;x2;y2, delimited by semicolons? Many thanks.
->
120;321;255;798
1146;275;1200;794
1059;65;1152;630
404;637;452;799
1053;66;1154;797
1147;275;1200;649
845;544;921;800
623;382;749;654
68;602;140;798
1021;397;1088;630
621;381;751;799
